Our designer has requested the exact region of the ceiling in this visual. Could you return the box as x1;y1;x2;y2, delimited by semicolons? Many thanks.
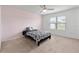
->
13;5;79;15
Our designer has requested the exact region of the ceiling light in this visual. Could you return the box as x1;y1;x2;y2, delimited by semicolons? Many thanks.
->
43;9;47;12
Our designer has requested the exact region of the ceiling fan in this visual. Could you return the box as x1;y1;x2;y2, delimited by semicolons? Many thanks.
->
40;5;54;13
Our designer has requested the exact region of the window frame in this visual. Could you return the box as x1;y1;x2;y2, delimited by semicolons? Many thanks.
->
50;16;66;31
50;17;56;30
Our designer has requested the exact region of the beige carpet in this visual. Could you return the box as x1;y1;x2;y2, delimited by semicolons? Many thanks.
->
0;35;79;53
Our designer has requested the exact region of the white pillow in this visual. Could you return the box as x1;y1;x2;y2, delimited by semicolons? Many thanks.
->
30;27;33;30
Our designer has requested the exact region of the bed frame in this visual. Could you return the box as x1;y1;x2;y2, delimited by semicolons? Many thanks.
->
23;34;51;46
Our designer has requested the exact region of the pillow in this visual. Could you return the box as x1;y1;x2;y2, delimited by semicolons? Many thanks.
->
25;27;30;31
26;27;37;32
30;27;33;30
26;27;33;31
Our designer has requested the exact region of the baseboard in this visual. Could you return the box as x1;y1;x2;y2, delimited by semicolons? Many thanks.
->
2;32;79;42
2;34;24;42
54;34;79;40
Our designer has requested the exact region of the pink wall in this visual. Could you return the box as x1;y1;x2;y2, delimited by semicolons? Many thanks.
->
2;6;42;41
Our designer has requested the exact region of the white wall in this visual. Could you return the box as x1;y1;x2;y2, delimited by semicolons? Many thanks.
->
42;7;79;39
2;6;42;41
0;6;1;49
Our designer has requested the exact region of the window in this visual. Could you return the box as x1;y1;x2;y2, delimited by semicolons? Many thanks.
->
50;24;56;29
50;16;66;31
50;17;56;30
57;16;66;31
57;23;65;31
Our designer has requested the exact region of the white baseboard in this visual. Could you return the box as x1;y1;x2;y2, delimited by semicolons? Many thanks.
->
2;34;24;42
54;33;79;40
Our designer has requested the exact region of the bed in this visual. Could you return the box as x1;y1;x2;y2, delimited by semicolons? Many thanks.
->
22;27;51;46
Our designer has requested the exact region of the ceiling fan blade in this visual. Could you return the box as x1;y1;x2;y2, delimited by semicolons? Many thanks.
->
40;5;54;14
47;9;54;10
40;5;43;8
40;5;47;9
